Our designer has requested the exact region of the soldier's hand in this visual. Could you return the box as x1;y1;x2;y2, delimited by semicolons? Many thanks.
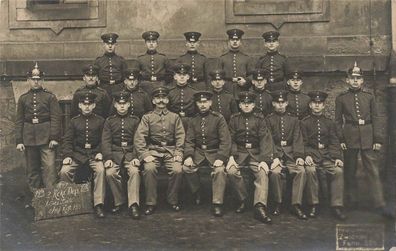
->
270;158;281;170
340;143;347;150
48;140;59;149
236;77;247;86
335;159;344;167
228;156;238;166
296;158;305;166
94;153;103;161
16;144;25;152
62;157;72;165
144;156;155;163
131;159;140;166
258;161;269;174
213;160;224;167
104;160;114;168
183;157;193;167
174;155;183;163
373;143;382;151
305;156;314;166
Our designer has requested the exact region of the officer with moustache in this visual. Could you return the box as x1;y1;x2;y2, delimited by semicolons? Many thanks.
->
286;70;310;120
250;68;273;117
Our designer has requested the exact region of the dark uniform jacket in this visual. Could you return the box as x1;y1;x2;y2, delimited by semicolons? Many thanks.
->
71;84;111;118
15;87;62;146
168;85;197;117
266;112;304;161
300;114;343;163
211;89;239;123
137;50;170;82
109;86;153;118
229;112;274;165
62;113;105;164
256;51;289;85
335;88;383;149
178;51;207;83
94;52;128;84
219;50;254;80
102;113;140;164
286;90;310;120
251;87;273;117
184;111;231;165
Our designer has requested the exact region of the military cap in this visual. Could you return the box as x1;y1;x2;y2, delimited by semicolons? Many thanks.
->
226;28;244;39
184;31;201;42
27;62;44;79
101;33;119;44
271;90;288;102
287;70;302;80
152;86;169;98
262;31;280;42
347;61;363;77
194;91;213;102
123;68;140;80
172;63;191;75
308;91;328;102
251;68;269;81
79;92;97;104
209;69;226;80
82;64;99;76
142;31;160;41
113;91;131;104
238;91;256;103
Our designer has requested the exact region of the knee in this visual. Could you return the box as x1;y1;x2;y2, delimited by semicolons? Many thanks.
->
127;165;139;176
95;163;105;175
105;167;117;178
334;167;343;176
212;165;225;175
305;165;317;175
226;165;240;176
144;162;157;173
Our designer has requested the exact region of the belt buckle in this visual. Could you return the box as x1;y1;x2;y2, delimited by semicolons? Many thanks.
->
232;77;238;82
245;143;252;149
358;119;365;125
151;76;157;81
109;80;116;85
32;118;39;124
121;142;128;147
192;77;197;82
179;111;185;117
85;143;91;149
318;143;325;149
281;141;287;146
160;141;167;146
270;78;274;82
201;145;207;150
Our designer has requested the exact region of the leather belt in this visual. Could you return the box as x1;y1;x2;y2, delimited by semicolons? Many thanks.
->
346;119;371;126
25;117;50;124
149;139;175;147
197;144;219;150
237;142;258;149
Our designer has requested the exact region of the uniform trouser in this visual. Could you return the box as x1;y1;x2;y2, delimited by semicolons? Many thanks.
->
305;160;344;207
105;160;140;207
24;145;57;191
59;160;106;207
269;160;306;205
227;161;269;206
183;161;227;204
143;153;183;205
343;148;385;207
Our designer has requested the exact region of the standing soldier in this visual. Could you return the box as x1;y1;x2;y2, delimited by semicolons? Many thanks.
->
208;69;239;123
16;63;61;205
286;70;310;120
256;31;289;91
301;91;346;220
71;64;111;118
137;31;170;96
265;90;307;220
177;31;208;90
335;62;386;214
227;92;274;224
102;91;141;219
219;28;254;99
250;68;273;117
94;33;128;96
60;93;106;218
134;87;185;215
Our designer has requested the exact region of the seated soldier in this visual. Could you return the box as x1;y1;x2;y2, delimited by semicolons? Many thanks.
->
60;93;106;218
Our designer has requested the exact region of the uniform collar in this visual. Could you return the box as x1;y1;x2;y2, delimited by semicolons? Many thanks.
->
187;50;198;55
288;88;301;94
199;110;210;117
116;112;129;118
82;113;94;118
274;110;286;116
153;108;169;115
125;86;140;92
85;84;98;89
252;87;266;93
146;50;157;55
105;52;115;57
348;87;362;93
267;51;279;56
230;49;240;53
30;87;44;92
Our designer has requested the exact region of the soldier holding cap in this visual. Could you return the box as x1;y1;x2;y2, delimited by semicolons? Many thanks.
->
183;91;231;217
177;31;208;90
137;31;171;95
71;64;111;118
60;92;106;218
250;68;273;117
208;69;239;123
134;87;185;215
227;91;275;223
265;90;307;220
16;63;62;205
286;70;310;120
102;91;141;219
335;62;386;213
94;32;128;96
301;91;346;220
256;31;289;91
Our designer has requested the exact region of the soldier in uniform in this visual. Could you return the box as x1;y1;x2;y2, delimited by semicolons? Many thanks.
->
102;91;141;219
177;31;208;90
301;91;346;220
183;91;231;216
335;62;386;213
137;31;170;96
16;63;62;205
286;70;310;120
134;87;185;215
256;31;289;91
94;33;128;96
250;68;273;117
60;93;106;218
208;69;239;123
219;28;255;99
265;90;307;220
226;92;274;224
71;64;111;118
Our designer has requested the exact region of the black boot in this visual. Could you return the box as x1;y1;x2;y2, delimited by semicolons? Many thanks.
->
254;204;272;224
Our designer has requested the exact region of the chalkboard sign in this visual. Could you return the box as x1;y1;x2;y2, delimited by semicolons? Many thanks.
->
32;182;93;221
336;224;384;250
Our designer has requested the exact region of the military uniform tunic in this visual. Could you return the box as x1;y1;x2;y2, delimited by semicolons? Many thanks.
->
71;84;111;118
286;90;311;120
178;51;208;90
250;87;273;117
168;85;197;118
211;89;239;123
256;52;289;91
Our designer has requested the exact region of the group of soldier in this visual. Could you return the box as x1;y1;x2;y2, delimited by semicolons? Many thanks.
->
15;28;389;224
